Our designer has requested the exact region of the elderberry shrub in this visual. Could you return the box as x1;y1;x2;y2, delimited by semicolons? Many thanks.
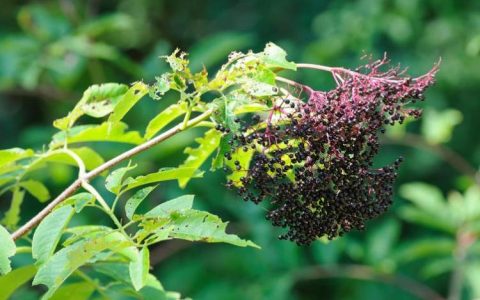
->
222;58;438;245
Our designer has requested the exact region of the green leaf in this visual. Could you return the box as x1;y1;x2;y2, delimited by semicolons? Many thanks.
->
398;206;455;233
125;186;157;220
1;188;25;229
178;129;221;188
145;195;194;218
166;209;259;248
33;232;134;299
149;74;171;100
366;219;400;264
144;102;188;140
421;108;462;144
49;282;96;300
19;180;50;202
53;83;128;130
38;147;105;171
123;167;203;192
0;265;36;300
0;225;15;275
109;81;149;123
105;163;137;195
50;122;143;149
400;183;447;218
0;148;34;169
61;193;95;213
226;148;255;187
393;238;455;263
242;80;279;97
32;205;75;265
129;247;150;291
260;42;296;71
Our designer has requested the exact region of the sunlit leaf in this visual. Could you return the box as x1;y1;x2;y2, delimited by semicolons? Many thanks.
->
53;83;128;130
178;129;221;188
0;148;34;169
109;81;149;122
400;182;447;218
0;225;15;275
144;102;187;140
19;180;50;202
226;148;255;187
259;42;296;71
50;122;143;148
32;205;75;265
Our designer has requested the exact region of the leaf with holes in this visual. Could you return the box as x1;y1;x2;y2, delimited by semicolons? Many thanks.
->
1;188;25;229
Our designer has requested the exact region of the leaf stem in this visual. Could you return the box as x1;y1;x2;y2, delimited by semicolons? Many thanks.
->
11;109;213;241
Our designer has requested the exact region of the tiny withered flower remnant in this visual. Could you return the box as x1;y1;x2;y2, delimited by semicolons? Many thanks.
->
224;56;439;245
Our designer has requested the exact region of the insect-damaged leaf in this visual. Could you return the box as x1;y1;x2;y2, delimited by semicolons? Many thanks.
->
0;225;16;275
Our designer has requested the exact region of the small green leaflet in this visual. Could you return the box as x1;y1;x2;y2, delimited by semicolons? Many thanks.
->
0;265;37;300
33;231;135;299
149;74;170;100
53;83;128;130
109;81;149;123
145;194;194;218
122;167;204;192
1;188;25;229
19;180;50;202
129;247;150;291
0;224;16;275
105;163;137;195
32;205;75;265
125;186;157;220
259;42;297;71
144;102;188;140
50;122;143;149
0;148;34;169
178;129;221;188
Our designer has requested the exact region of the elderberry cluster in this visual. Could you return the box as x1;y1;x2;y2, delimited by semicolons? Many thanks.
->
222;60;437;245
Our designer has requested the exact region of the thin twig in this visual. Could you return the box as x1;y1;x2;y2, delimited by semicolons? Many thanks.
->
11;109;213;241
295;264;446;300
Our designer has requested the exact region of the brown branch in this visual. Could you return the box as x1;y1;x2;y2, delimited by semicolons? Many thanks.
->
296;264;446;300
11;109;213;241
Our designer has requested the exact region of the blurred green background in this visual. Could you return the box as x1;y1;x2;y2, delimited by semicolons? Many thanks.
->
1;1;480;299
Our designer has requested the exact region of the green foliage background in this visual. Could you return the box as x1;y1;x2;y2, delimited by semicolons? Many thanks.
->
1;1;479;299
